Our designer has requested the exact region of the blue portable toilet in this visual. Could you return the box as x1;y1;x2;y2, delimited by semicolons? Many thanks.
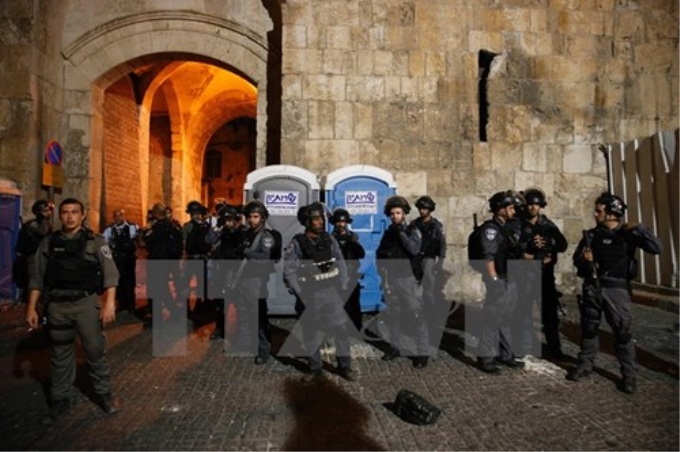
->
0;178;22;301
324;165;396;312
243;165;320;315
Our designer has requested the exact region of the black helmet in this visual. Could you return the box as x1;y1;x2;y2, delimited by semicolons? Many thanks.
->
243;200;269;220
31;199;53;216
330;208;353;224
595;192;627;217
186;200;207;215
488;191;515;212
297;202;327;227
217;203;241;222
383;195;411;216
415;196;436;212
523;187;547;207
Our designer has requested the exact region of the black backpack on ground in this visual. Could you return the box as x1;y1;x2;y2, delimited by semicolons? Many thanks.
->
393;389;442;426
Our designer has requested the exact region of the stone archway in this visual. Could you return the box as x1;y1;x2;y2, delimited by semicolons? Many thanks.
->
59;10;272;230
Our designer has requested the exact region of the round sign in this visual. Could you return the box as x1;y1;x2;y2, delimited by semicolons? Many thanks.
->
45;140;63;165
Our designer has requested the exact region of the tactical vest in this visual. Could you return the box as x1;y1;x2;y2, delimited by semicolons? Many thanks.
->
110;224;136;260
479;220;509;275
44;230;103;293
377;226;423;280
294;232;339;284
185;221;210;256
416;220;441;258
591;228;633;280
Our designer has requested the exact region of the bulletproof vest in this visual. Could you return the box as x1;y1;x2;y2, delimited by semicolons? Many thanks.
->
504;218;523;259
296;232;333;265
416;219;441;258
480;220;509;275
377;226;423;279
333;231;361;260
110;224;136;259
217;228;242;260
591;228;632;280
16;219;48;256
185;221;210;256
44;230;102;293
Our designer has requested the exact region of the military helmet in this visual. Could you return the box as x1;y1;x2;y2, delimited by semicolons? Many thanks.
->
595;192;627;218
216;203;241;222
151;202;168;218
383;195;411;216
523;187;547;207
31;199;53;215
488;191;515;212
186;200;207;215
242;200;269;219
330;208;353;224
297;202;327;227
415;195;436;212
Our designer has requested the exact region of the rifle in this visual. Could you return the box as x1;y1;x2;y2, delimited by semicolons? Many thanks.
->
582;230;602;297
227;257;248;290
380;267;391;296
473;213;478;229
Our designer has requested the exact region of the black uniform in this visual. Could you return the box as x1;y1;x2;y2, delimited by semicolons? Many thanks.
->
572;223;661;378
332;229;365;331
518;214;568;356
412;216;447;350
476;218;519;364
376;222;430;361
13;217;52;297
283;231;352;373
103;222;139;314
28;229;119;405
181;219;211;309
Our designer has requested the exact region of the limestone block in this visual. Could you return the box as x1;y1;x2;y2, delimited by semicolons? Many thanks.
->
522;142;548;173
562;144;593;173
615;11;645;42
283;25;307;48
305;24;324;48
374;50;393;76
281;100;307;141
303;75;346;101
326;26;352;50
530;8;550;32
334;102;354;139
369;26;385;49
346;76;385;102
475;171;515;197
505;106;534;144
473;142;491;171
310;0;360;26
420;77;438;103
468;31;504;54
562;217;589;245
401;76;419;102
385;76;401;100
424;51;446;77
394;170;427;197
557;11;605;36
449;196;489;224
283;48;322;74
490;141;523;171
354;103;373;139
385;26;417;50
356;50;374;75
408;50;426;76
565;35;613;58
281;0;312;26
357;140;380;165
307;101;334;139
282;74;303;100
323;50;357;75
350;26;370;50
634;40;676;73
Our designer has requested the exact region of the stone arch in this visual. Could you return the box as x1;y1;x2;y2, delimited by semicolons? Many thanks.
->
60;10;272;229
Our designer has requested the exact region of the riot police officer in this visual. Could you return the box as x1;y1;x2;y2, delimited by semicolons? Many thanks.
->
412;195;447;351
283;202;357;381
568;192;661;393
13;199;54;305
181;201;211;313
476;191;525;374
519;187;568;358
25;198;120;425
231;200;277;364
376;195;429;368
330;208;366;331
103;209;139;314
206;203;245;340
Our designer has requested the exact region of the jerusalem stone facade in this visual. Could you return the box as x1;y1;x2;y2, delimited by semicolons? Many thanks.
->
0;0;677;300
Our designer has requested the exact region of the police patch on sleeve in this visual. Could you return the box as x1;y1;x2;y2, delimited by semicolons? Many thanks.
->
101;244;113;259
485;229;498;241
262;236;274;249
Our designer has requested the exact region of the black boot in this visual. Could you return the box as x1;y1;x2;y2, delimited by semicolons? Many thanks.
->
620;375;636;394
381;347;401;362
40;399;71;425
566;364;592;381
94;393;118;415
477;358;501;374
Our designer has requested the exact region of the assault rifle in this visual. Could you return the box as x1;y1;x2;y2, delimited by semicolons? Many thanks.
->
582;230;602;298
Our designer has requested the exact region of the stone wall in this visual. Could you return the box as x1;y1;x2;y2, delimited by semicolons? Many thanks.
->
279;0;679;300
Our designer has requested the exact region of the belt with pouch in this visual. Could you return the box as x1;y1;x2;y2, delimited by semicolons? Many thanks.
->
48;291;95;302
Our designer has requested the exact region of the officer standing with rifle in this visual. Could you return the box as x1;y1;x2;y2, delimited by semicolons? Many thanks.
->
25;198;120;425
376;195;429;369
519;187;568;358
283;202;357;382
103;209;139;315
330;208;366;332
568;192;661;394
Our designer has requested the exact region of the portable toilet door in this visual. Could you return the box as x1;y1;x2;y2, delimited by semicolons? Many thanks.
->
324;165;396;312
0;178;22;301
243;165;320;315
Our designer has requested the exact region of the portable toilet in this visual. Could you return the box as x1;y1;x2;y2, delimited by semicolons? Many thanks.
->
0;178;22;301
324;165;396;312
243;165;320;315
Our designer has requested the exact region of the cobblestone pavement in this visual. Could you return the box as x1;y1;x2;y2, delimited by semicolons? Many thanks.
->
0;295;677;451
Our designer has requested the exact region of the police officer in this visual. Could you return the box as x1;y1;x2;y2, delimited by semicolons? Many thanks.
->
231;200;276;364
412;195;447;351
25;198;120;425
519;188;568;358
140;202;184;325
476;191;525;374
283;202;357;381
568;192;661;393
103;209;139;315
13;199;54;305
330;208;366;331
181;201;211;313
205;204;244;340
376;195;429;369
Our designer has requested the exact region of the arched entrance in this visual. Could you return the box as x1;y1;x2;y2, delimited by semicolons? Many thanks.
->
59;9;273;229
